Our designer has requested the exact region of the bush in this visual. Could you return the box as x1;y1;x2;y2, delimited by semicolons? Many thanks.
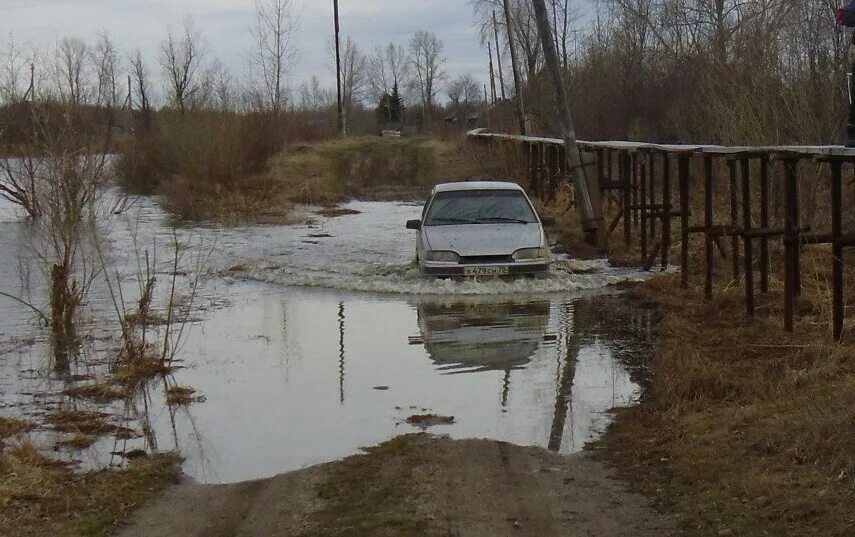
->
115;111;286;222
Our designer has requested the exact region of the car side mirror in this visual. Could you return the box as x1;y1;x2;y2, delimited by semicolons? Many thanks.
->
406;219;422;230
541;215;556;227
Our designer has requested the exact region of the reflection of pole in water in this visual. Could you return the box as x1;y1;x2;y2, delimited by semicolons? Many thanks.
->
338;302;345;405
548;303;579;452
500;368;511;408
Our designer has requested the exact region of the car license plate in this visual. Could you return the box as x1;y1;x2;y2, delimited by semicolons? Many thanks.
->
464;266;509;277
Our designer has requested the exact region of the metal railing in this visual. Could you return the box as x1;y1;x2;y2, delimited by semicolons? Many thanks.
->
468;130;854;341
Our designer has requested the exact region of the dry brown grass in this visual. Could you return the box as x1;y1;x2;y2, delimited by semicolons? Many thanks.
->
112;354;173;388
270;136;490;206
0;441;180;537
598;264;855;536
0;418;36;439
55;434;98;450
45;410;116;436
63;383;127;404
164;386;200;406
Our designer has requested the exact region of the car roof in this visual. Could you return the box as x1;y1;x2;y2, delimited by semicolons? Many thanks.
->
432;181;523;193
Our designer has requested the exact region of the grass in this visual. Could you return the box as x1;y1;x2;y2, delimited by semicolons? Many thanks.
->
55;434;98;450
0;418;36;439
302;435;429;537
45;411;116;436
0;442;180;537
270;136;490;206
63;383;126;404
164;386;199;406
596;265;855;536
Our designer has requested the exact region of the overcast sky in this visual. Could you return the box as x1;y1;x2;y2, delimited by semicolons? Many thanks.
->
0;0;493;98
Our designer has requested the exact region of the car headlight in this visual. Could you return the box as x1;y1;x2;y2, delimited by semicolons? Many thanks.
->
425;250;461;263
513;246;550;261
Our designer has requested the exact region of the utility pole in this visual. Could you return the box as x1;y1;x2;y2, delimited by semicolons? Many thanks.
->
488;43;497;103
24;63;34;102
125;75;134;132
530;0;603;244
492;11;506;101
501;0;527;135
333;0;346;138
484;84;490;127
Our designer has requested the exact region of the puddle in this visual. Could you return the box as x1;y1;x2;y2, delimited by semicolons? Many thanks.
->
0;193;655;485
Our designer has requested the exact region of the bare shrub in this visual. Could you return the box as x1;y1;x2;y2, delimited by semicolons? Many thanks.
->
116;110;284;221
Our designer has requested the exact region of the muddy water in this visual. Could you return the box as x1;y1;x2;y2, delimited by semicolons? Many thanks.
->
0;194;654;484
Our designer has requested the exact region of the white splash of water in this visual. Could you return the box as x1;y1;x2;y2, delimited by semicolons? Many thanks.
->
236;258;648;296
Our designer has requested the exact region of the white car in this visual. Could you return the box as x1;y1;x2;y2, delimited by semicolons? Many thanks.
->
406;181;553;277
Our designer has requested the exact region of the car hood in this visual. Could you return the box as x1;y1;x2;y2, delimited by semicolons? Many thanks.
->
423;223;542;256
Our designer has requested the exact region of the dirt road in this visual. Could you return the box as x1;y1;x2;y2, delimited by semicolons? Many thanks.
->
115;434;677;537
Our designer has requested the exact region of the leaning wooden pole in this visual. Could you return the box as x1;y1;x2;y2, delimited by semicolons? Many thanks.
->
501;0;528;135
530;0;602;242
333;0;346;138
488;43;497;103
492;11;507;101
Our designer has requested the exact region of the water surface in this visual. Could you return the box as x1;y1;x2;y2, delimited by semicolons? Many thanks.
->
0;194;653;484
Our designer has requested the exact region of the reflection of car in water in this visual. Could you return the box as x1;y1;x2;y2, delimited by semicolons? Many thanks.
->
412;299;551;374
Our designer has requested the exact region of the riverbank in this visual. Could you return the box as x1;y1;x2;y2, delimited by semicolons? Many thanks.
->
597;270;855;536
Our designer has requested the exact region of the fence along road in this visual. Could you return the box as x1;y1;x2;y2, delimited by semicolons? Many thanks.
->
468;129;855;342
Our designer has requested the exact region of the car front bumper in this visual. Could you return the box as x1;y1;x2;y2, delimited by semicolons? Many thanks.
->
420;260;551;277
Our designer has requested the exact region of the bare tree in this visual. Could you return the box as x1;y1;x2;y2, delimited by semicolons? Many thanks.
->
196;59;236;111
129;51;151;110
93;32;121;108
129;49;153;128
409;30;446;126
0;33;28;104
447;73;480;107
298;75;335;110
159;19;205;113
368;42;410;102
507;0;542;83
0;156;43;219
54;37;90;105
340;36;366;123
252;0;298;113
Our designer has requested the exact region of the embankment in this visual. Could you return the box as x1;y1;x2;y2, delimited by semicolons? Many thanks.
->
598;271;855;536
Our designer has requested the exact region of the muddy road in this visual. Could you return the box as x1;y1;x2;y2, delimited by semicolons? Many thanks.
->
116;434;676;537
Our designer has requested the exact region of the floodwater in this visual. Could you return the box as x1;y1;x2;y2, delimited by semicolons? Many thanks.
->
0;192;655;484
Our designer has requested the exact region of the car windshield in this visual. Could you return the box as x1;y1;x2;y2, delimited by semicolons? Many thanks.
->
424;189;538;226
